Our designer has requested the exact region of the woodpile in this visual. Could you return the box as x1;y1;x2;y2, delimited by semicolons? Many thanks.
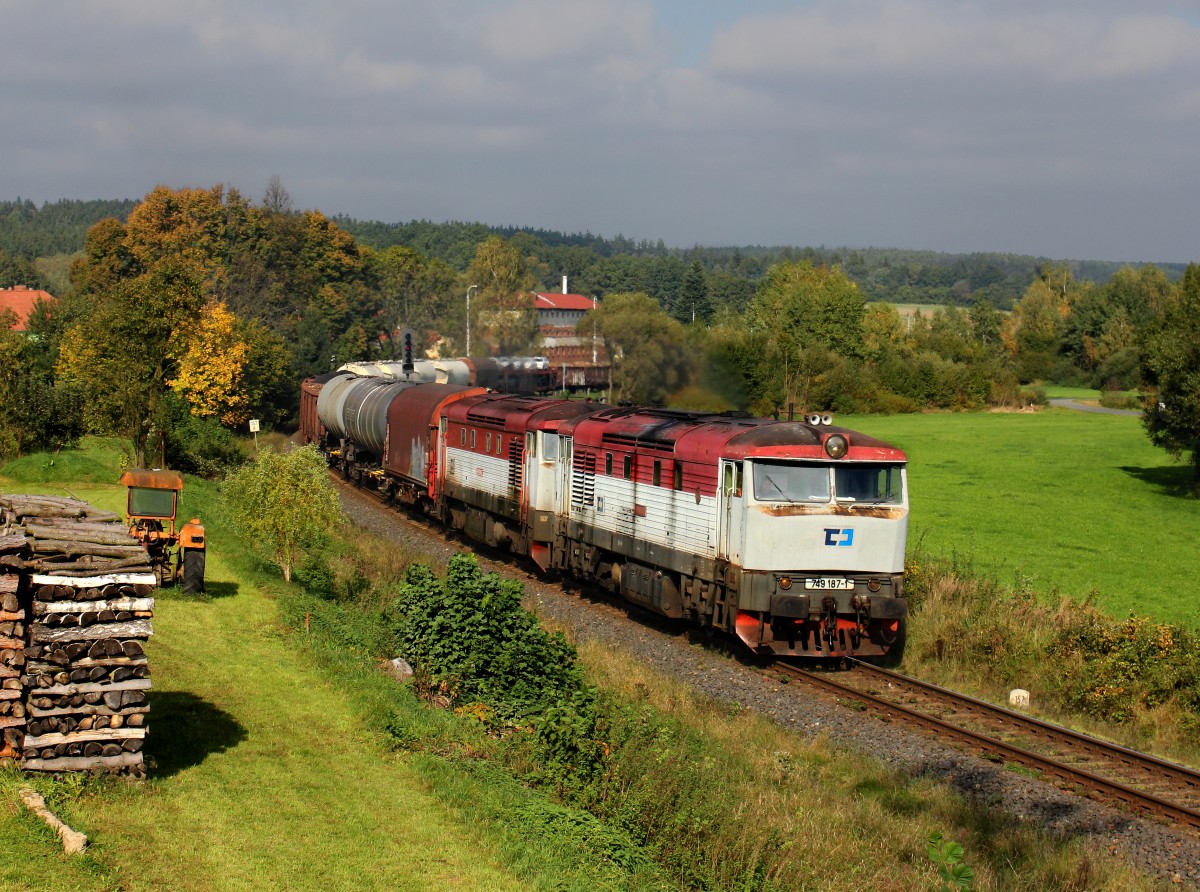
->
0;574;25;759
0;494;155;775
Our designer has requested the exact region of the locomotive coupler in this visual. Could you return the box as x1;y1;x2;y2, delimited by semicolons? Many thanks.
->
851;594;872;638
821;595;838;649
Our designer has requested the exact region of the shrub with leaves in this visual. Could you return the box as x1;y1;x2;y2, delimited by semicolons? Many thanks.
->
1052;609;1200;727
906;550;1200;741
927;832;975;890
389;554;588;723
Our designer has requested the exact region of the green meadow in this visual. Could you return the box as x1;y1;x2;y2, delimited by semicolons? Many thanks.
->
844;408;1200;628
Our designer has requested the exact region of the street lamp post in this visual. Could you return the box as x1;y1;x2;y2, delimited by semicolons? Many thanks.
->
466;284;478;357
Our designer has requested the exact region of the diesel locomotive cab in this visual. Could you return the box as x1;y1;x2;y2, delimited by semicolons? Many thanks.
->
730;457;909;657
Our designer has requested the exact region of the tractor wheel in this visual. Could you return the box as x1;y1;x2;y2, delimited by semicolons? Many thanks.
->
182;549;206;595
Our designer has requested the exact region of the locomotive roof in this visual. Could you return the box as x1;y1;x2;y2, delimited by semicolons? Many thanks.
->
446;392;602;432
563;407;906;463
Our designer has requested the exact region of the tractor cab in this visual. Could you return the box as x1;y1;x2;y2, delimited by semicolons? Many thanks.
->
120;469;205;592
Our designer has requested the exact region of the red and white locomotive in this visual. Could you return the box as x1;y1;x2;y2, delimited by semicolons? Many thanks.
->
300;369;909;659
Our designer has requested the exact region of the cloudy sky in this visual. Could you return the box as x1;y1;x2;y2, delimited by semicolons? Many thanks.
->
3;1;1199;262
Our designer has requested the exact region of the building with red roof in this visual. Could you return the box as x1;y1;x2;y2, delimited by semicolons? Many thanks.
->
0;285;55;331
534;291;595;329
536;279;610;390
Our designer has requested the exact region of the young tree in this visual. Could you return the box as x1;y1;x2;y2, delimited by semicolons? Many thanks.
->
467;236;538;355
225;445;343;581
1141;264;1200;494
584;291;690;405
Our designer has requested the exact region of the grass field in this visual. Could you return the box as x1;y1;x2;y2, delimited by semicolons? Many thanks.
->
0;446;653;892
844;408;1200;628
1038;385;1101;400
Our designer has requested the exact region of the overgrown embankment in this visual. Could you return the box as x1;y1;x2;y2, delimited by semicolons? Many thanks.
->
903;550;1200;762
289;530;1153;892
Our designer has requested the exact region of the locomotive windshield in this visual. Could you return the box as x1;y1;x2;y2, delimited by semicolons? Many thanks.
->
834;463;904;504
752;462;831;502
750;461;904;505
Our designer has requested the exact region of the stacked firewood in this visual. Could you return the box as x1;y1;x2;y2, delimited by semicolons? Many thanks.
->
0;494;155;774
0;573;25;758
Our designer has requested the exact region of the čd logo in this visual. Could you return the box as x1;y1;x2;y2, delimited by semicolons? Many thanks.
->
824;528;855;547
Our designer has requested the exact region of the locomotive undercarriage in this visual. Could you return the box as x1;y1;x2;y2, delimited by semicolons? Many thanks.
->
539;516;905;659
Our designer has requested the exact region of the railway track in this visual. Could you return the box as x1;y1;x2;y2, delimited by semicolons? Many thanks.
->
332;473;1200;838
781;659;1200;831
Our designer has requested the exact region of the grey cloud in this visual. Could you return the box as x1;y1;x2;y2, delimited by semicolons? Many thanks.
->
0;1;1197;261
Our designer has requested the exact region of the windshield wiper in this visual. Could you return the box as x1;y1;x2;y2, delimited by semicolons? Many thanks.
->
761;474;790;501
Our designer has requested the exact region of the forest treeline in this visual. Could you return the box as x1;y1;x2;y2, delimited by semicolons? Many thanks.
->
0;187;1197;489
4;197;1188;311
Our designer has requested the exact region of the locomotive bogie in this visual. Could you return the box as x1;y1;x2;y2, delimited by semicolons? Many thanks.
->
299;373;911;660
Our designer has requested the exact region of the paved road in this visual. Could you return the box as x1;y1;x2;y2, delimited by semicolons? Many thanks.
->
1048;397;1142;416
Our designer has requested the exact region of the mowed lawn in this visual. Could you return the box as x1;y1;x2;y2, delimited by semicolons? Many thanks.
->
844;408;1200;628
0;483;525;892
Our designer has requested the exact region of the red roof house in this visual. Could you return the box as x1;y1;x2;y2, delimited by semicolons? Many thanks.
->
535;292;595;329
0;286;55;331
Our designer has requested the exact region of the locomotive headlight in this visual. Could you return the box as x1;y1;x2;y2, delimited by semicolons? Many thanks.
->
824;434;848;459
778;576;793;590
867;578;881;592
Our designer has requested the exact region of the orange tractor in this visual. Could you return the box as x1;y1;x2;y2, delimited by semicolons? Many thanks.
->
120;469;206;593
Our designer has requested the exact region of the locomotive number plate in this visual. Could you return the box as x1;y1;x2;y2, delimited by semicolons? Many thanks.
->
805;577;853;590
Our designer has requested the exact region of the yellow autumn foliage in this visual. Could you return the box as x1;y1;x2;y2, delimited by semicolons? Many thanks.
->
169;301;251;425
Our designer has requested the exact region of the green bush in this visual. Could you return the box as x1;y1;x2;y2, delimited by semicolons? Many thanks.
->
295;553;338;601
1098;389;1140;410
161;393;246;477
906;551;1200;741
1052;611;1200;728
388;554;587;723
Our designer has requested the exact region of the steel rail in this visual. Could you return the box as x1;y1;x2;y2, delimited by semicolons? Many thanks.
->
849;659;1200;790
778;661;1200;831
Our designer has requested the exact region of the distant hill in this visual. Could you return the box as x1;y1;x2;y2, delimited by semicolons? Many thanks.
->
2;198;1186;311
0;198;136;259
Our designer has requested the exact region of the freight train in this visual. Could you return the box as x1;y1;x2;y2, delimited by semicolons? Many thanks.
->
300;371;909;659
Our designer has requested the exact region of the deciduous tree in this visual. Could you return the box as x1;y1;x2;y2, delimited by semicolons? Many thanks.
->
57;261;206;466
1141;264;1200;494
722;261;865;415
584;292;690;405
467;236;538;355
169;301;251;425
226;445;343;582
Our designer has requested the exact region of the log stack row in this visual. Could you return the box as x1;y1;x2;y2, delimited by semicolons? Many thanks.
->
0;495;155;774
0;573;25;759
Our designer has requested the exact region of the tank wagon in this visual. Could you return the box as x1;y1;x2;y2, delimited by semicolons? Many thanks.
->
337;356;556;394
301;375;909;659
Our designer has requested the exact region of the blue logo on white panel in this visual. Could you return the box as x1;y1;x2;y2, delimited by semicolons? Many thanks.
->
824;528;854;547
